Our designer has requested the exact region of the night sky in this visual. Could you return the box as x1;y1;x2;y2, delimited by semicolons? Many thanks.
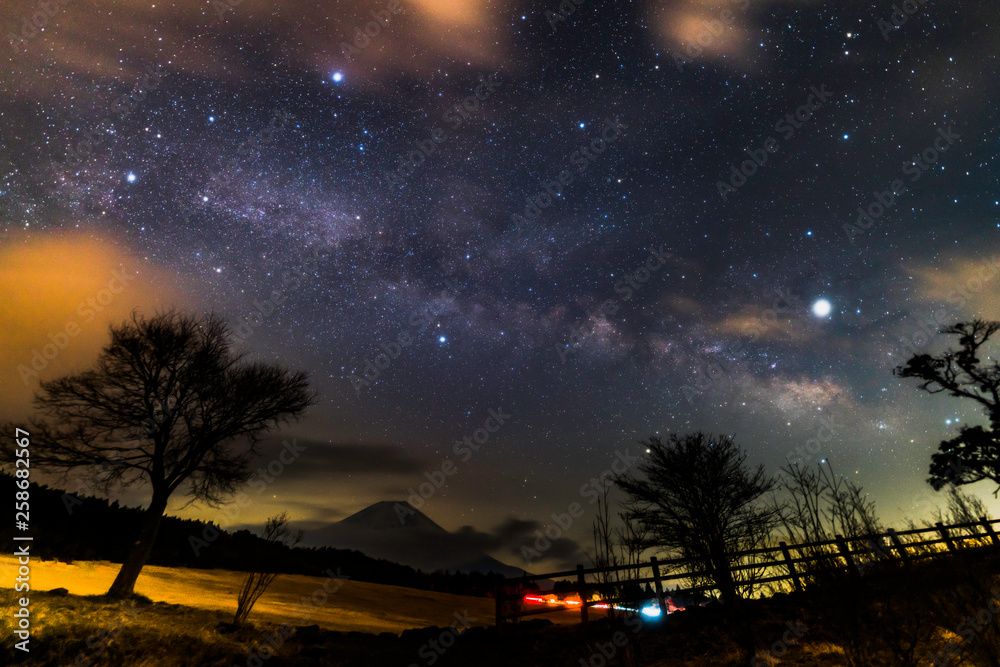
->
2;0;999;570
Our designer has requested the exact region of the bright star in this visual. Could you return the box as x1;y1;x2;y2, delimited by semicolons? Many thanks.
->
127;172;137;183
332;72;343;83
439;336;446;343
812;299;832;317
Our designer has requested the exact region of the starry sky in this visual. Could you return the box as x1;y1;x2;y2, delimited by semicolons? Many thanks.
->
2;0;999;570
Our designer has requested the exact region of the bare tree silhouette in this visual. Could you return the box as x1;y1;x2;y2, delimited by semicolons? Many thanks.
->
2;310;314;597
895;320;1000;492
233;512;303;627
614;432;781;607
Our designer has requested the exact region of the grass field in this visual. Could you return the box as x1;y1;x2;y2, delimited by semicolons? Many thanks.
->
0;555;501;634
5;553;1000;666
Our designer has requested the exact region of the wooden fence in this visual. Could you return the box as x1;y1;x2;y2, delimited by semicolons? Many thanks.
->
495;516;1000;627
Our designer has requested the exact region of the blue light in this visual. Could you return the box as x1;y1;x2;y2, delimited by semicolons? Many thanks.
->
332;72;343;83
640;605;662;618
127;172;137;183
579;122;585;128
439;336;447;343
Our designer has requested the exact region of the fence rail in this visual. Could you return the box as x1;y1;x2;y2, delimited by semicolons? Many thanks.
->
495;516;1000;627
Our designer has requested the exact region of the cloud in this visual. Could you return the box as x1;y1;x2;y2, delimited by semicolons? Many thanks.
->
713;308;818;342
646;0;757;71
3;0;517;103
909;252;1000;319
251;438;431;480
454;516;586;568
0;229;191;420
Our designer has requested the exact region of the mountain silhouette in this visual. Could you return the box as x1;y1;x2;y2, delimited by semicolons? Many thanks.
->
304;501;529;578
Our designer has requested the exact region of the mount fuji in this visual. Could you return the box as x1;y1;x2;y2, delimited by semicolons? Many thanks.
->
303;501;530;578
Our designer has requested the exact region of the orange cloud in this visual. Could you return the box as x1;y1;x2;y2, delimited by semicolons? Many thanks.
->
648;0;756;70
0;231;190;420
910;252;1000;319
3;0;517;104
714;307;819;342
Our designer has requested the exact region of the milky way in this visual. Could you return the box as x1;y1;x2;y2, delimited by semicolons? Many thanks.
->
2;0;999;569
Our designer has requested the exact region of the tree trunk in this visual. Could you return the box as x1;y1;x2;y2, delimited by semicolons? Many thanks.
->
712;553;738;607
107;491;169;597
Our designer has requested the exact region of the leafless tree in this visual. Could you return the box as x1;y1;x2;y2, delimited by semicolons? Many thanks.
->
2;310;314;597
233;512;303;626
615;432;782;606
895;320;1000;492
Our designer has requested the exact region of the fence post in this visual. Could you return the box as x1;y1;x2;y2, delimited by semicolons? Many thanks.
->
779;542;803;593
887;528;910;566
980;517;1000;548
495;581;504;630
835;534;860;576
650;557;669;618
936;522;958;553
577;564;589;628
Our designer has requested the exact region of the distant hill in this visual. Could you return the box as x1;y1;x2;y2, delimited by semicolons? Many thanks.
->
0;474;507;596
305;500;530;579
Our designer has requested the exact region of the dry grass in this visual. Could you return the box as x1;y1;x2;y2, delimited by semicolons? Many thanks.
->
4;553;1000;666
0;555;495;634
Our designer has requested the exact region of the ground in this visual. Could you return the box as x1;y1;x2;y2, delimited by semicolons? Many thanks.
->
2;553;998;666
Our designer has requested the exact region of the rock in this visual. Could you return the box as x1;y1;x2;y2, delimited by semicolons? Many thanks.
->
48;588;69;597
294;624;321;639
